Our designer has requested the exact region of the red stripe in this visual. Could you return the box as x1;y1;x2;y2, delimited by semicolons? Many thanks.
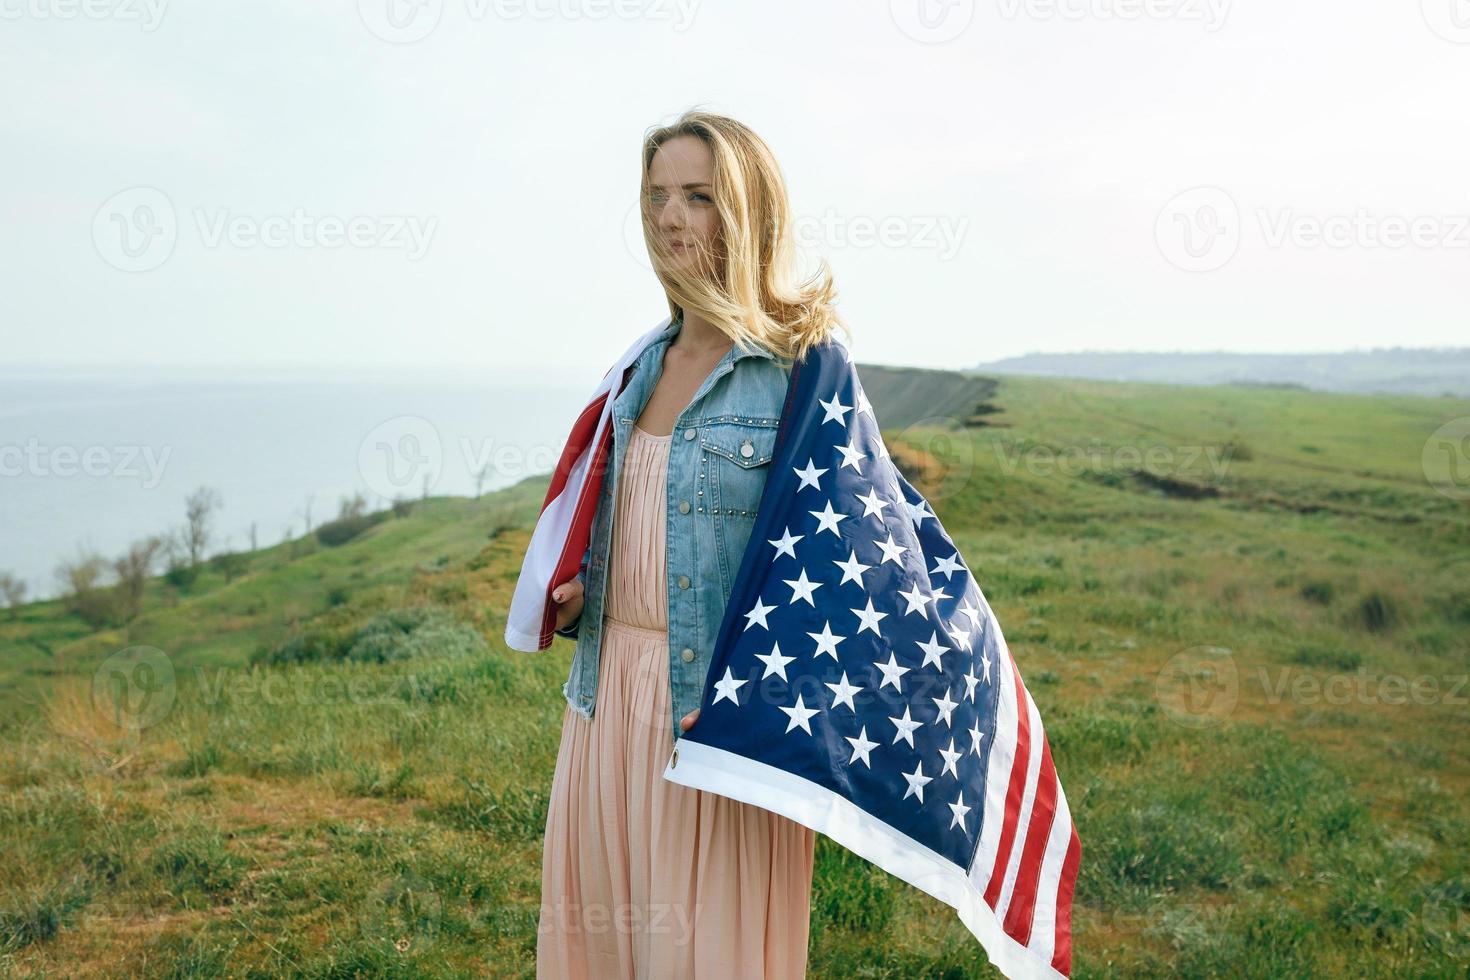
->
538;391;608;511
1002;719;1059;945
983;655;1032;908
533;366;636;648
1051;826;1081;975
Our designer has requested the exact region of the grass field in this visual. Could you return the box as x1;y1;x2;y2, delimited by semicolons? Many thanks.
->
2;372;1467;978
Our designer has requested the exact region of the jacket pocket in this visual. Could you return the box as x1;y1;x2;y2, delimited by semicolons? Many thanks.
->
699;419;779;596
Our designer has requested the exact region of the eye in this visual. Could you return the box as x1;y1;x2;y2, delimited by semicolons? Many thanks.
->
690;192;712;202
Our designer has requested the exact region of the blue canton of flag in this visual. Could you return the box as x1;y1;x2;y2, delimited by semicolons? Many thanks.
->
663;337;1080;980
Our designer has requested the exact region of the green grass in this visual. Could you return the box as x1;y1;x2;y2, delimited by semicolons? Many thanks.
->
1;373;1467;977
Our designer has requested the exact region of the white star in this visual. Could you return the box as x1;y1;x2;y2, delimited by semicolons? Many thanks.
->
897;582;932;616
875;438;890;460
939;738;963;779
755;641;796;680
810;500;848;537
876;532;908;565
825;671;864;713
783;568;822;606
901;760;933;803
780;692;821;734
833;549;872;589
854;485;889;520
793;458;827;492
946;624;973;652
846;725;878;767
958;598;984;630
906;497;935;527
743;598;776;631
768;526;803;560
916;631;950;670
948;790;973;831
835;440;867;472
968;721;986;758
873;652;910;692
962;665;980;701
931;687;959;727
851;598;888;636
888;704;924;748
979;650;993;684
856;387;874;419
711;667;748;706
819;393;853;427
807;621;846;661
931;552;965;579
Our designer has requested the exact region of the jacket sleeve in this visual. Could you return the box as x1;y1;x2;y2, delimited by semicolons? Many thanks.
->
552;542;591;640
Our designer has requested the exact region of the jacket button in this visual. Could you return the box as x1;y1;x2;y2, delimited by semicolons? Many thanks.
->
740;439;753;458
684;428;697;441
681;648;695;662
677;574;690;589
678;499;691;514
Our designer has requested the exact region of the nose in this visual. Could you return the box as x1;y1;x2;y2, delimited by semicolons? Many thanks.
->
654;197;686;234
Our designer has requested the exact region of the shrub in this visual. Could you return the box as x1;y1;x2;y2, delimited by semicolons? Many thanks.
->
315;511;387;547
1356;590;1399;633
1299;580;1335;605
253;606;485;666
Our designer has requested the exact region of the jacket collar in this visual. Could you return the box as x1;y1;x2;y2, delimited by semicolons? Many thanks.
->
662;313;776;364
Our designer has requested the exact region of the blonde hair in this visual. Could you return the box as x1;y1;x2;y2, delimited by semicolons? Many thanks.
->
639;108;850;366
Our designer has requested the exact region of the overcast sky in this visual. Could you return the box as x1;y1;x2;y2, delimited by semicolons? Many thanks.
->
3;0;1467;376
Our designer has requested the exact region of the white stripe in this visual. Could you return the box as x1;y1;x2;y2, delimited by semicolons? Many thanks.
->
995;673;1044;920
1025;781;1074;966
972;612;1018;892
503;317;669;651
666;738;1069;980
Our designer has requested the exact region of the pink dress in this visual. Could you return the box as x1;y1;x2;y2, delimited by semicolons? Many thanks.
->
537;422;817;979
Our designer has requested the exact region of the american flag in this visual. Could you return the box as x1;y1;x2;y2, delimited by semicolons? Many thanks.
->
663;338;1081;979
504;318;671;653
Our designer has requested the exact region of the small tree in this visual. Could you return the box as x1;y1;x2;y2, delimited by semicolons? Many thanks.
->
338;491;368;520
473;464;491;499
0;572;27;620
55;547;115;629
211;550;247;583
113;534;164;621
183;486;223;568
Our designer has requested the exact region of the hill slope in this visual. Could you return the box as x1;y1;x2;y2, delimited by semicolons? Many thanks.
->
1;371;1467;977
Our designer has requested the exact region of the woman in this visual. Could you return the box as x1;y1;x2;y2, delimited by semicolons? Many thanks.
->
534;109;850;979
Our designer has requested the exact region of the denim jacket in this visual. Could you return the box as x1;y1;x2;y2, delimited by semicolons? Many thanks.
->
555;315;794;752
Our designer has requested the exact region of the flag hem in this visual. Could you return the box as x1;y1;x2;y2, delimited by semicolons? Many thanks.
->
663;739;1068;980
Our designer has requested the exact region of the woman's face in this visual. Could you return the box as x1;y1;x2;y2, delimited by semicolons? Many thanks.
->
646;135;721;276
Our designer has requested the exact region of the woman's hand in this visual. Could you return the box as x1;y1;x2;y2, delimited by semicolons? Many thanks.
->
679;708;700;732
553;578;584;631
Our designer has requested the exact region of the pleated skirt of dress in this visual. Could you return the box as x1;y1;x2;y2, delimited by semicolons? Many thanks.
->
537;423;817;980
